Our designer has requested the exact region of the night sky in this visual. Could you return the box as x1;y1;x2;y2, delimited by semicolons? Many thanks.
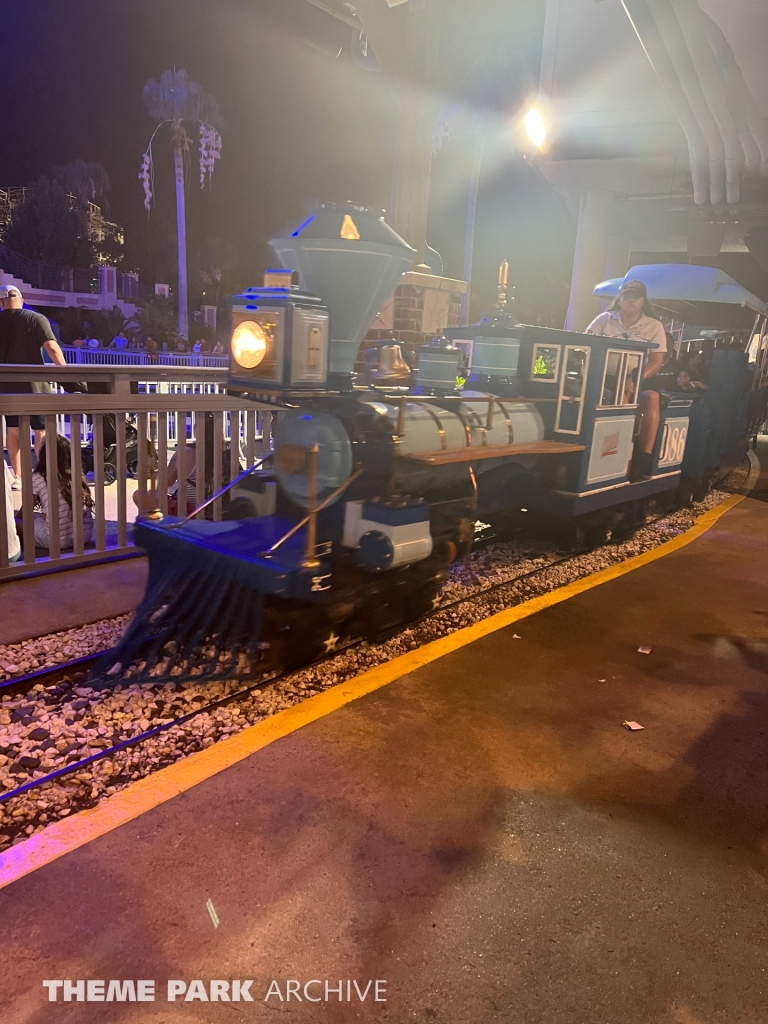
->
0;0;574;322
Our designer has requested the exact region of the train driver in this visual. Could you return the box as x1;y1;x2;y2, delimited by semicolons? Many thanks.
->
586;280;666;481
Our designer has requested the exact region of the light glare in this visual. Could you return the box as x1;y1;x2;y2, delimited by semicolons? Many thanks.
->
232;320;267;369
524;108;547;149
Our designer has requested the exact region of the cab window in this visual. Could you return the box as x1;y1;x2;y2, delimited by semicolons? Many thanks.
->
556;345;590;433
530;344;561;382
600;350;643;408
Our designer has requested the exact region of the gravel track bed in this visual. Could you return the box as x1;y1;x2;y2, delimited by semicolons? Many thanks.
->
0;473;748;852
0;616;131;682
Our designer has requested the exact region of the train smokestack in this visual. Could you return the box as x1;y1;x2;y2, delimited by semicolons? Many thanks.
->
271;202;415;384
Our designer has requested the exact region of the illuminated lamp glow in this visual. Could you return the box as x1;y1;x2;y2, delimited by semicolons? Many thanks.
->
232;320;267;369
340;214;361;240
524;107;547;149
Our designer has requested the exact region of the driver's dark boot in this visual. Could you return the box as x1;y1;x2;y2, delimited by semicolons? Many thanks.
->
629;451;653;482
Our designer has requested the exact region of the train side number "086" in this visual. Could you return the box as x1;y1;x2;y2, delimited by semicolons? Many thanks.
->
658;418;689;468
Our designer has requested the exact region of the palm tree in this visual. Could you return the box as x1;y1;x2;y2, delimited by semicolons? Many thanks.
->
140;69;223;339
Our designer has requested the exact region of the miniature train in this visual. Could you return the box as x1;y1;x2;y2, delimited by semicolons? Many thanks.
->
113;202;767;679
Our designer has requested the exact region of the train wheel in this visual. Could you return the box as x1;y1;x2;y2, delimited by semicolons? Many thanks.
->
407;582;442;620
260;604;343;673
692;471;714;503
571;515;610;553
676;479;695;508
610;500;641;544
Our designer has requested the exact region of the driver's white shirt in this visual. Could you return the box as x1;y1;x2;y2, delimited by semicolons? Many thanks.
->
586;311;666;351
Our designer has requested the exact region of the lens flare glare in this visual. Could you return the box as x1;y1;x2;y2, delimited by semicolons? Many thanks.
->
524;108;547;149
232;320;267;369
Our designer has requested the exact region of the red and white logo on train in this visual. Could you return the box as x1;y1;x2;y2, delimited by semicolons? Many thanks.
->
602;431;620;458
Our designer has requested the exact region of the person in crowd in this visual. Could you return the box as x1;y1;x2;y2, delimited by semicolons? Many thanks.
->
17;434;95;551
192;339;203;355
211;338;225;355
4;462;21;563
166;413;239;517
71;336;86;349
675;368;707;392
86;336;100;349
175;336;189;353
128;335;143;352
145;336;159;363
110;330;129;350
684;349;710;388
0;284;66;490
587;280;666;481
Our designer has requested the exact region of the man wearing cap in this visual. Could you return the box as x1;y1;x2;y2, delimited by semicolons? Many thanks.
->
586;280;666;481
0;285;66;488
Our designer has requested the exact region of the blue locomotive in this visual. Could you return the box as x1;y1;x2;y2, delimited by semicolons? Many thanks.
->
110;204;767;681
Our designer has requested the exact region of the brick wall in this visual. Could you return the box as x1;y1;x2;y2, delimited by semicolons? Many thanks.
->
360;272;467;369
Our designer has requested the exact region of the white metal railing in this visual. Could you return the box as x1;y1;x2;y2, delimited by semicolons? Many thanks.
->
61;347;228;369
0;390;278;579
1;364;237;454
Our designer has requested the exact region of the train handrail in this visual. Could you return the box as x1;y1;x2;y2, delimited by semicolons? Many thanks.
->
264;467;364;559
169;455;272;528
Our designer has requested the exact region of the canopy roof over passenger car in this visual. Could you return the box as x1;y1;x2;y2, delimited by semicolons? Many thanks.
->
593;264;768;330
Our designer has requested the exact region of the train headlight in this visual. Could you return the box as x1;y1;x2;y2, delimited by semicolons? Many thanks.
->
232;320;267;369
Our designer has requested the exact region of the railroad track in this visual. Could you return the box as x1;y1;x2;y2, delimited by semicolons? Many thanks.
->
1;470;750;819
0;653;102;701
0;549;582;808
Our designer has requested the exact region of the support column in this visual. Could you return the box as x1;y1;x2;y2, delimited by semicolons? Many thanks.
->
604;235;631;281
565;189;615;332
600;234;631;311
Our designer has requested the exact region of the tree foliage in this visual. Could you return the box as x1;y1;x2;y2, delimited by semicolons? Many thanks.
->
197;237;239;305
130;294;178;347
4;177;96;267
53;305;130;345
142;68;223;128
54;160;110;206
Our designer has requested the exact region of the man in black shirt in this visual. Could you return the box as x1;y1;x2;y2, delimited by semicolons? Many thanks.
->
0;285;66;484
645;332;684;393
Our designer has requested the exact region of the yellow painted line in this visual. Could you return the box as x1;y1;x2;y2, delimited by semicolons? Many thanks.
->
0;488;750;891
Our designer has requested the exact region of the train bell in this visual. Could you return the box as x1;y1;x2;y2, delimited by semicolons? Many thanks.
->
374;342;411;383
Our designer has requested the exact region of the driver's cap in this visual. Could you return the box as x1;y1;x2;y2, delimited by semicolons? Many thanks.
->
618;279;647;299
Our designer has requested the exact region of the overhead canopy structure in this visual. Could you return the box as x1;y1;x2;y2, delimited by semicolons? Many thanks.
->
299;0;527;269
593;264;768;330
